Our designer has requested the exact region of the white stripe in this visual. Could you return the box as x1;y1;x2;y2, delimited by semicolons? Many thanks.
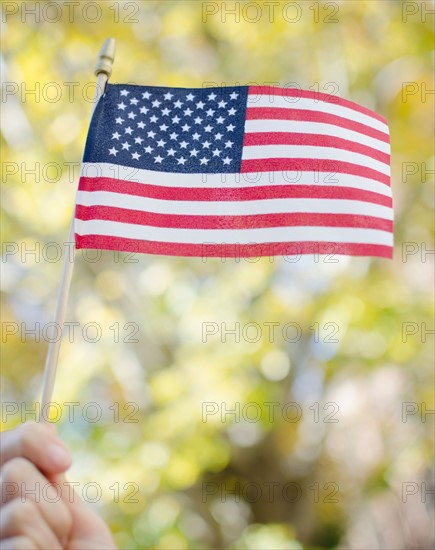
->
76;191;393;220
247;96;389;134
244;120;391;155
242;145;390;176
80;163;392;197
75;219;393;246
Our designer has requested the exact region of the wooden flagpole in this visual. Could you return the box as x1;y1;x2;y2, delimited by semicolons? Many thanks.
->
39;38;116;421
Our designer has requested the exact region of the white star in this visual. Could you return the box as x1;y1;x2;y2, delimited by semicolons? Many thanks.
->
161;107;171;116
152;99;162;108
134;136;144;144
216;116;225;124
202;141;211;149
230;91;239;100
206;109;215;117
173;99;183;108
179;140;188;149
128;112;136;119
204;125;213;132
164;92;174;100
177;157;187;165
212;148;221;157
223;156;231;165
181;124;191;132
131;152;140;160
122;142;130;150
200;157;209;165
192;132;200;140
125;127;133;135
169;132;178;140
172;115;181;124
215;133;223;140
115;117;124;124
167;148;176;156
109;147;118;156
140;106;149;114
144;145;153;153
208;92;217;100
218;100;228;108
130;98;139;105
186;93;195;101
196;101;205;109
150;115;158;123
142;91;151;99
228;107;237;116
184;108;193;116
154;155;163;163
112;132;121;140
147;130;156;138
117;102;126;110
120;89;129;96
157;139;166;147
137;121;145;129
225;140;234;148
227;124;235;132
190;148;199;157
194;117;203;124
160;123;168;131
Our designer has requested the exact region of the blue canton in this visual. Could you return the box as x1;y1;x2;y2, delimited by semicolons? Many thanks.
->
83;84;249;173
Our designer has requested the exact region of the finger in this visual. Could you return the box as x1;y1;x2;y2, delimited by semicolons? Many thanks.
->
0;422;71;474
53;474;117;550
0;499;62;550
1;458;72;546
0;536;38;550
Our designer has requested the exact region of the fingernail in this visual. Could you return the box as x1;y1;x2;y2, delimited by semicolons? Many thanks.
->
48;444;71;468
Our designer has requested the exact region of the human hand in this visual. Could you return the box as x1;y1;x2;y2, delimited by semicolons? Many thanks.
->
0;422;116;549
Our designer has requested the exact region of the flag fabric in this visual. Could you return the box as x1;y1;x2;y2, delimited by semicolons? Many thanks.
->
75;84;392;259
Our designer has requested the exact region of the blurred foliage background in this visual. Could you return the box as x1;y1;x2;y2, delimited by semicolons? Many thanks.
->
1;1;434;549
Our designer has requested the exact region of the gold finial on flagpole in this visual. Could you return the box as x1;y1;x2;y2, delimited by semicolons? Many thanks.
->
95;38;116;78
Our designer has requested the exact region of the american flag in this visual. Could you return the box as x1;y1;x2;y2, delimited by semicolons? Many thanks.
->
75;84;392;258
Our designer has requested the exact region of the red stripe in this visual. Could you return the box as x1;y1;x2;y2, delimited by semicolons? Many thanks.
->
75;205;393;232
241;159;390;186
246;107;389;143
78;177;392;207
248;86;388;125
75;235;393;259
243;132;390;165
